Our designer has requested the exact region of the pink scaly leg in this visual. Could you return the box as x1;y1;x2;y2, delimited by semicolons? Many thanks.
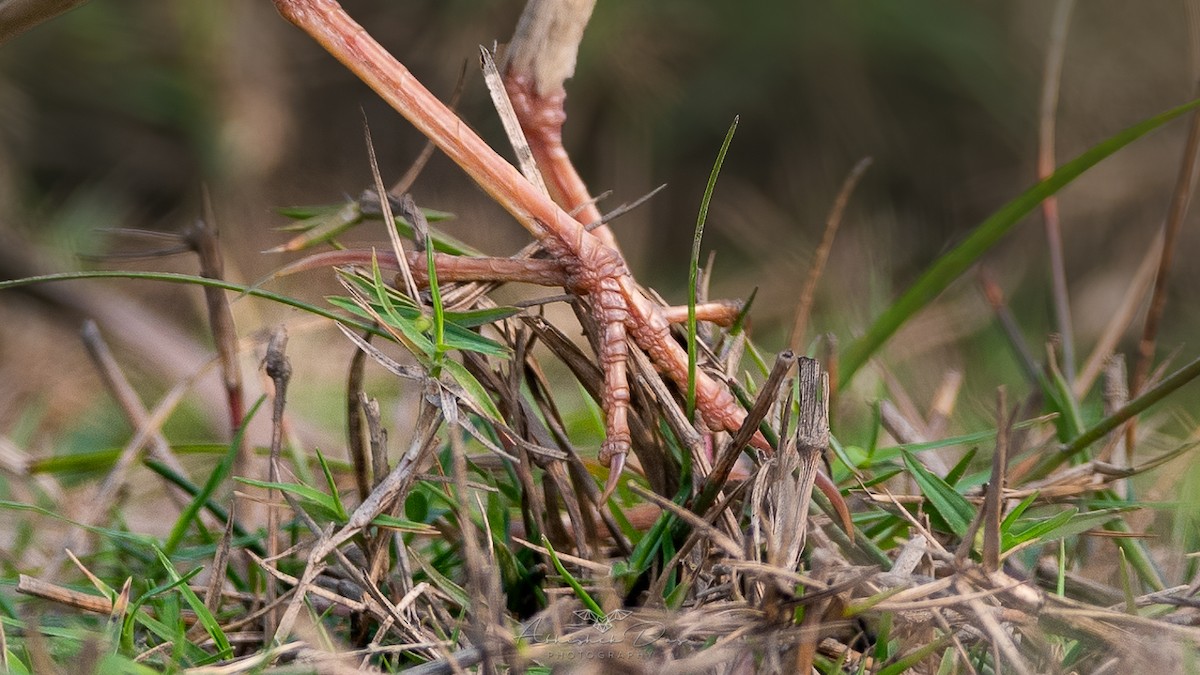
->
270;0;852;532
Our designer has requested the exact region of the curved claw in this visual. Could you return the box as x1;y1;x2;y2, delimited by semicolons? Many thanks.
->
815;470;854;536
600;451;625;503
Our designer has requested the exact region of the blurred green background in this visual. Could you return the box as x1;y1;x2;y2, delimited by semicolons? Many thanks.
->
1;0;1197;450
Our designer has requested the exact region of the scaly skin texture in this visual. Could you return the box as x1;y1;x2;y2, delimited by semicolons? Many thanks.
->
503;73;617;251
271;0;852;532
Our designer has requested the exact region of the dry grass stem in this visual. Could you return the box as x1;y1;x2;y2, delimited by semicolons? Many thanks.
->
788;157;872;353
1038;0;1078;383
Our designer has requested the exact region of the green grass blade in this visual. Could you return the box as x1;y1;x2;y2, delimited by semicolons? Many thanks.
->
1057;539;1067;597
152;547;232;659
1002;508;1076;551
1000;492;1040;532
235;477;345;522
441;359;504;421
1118;547;1137;613
275;201;352;223
439;324;510;356
873;613;894;663
271;200;362;248
275;199;465;252
442;305;522;329
844;585;912;617
143;459;265;557
231;473;350;521
687;116;738;417
329;296;510;357
327;293;434;358
163;396;265;556
0;271;385;337
369;514;439;534
1046;358;1085;441
877;634;954;675
340;265;418;309
412;551;471;609
381;206;474;255
278;201;453;223
839;96;1200;388
368;251;437;360
871;415;1051;466
123;572;204;656
541;535;605;622
314;448;348;522
902;450;974;537
96;655;158;675
1003;507;1131;557
942;447;978;487
425;227;447;368
1028;353;1200;479
3;650;30;675
1107;515;1166;592
0;501;154;545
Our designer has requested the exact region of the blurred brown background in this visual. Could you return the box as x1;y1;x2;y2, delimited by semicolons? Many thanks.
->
1;0;1197;450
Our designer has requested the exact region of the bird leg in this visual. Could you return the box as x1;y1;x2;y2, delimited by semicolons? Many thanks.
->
500;0;618;251
272;249;742;326
270;0;851;530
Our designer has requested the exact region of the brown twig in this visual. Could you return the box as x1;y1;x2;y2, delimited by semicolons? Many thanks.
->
1074;231;1162;398
49;323;204;576
480;46;550;198
275;248;570;288
709;350;797;492
346;331;372;502
1102;355;1131;499
185;207;246;451
981;388;1010;573
281;245;743;328
788;157;872;353
361;393;389;489
364;119;420;303
80;320;192;488
1132;109;1200;395
926;369;963;440
1037;0;1077;383
389;62;468;198
16;574;113;614
261;327;291;639
0;0;90;45
203;504;237;619
1130;0;1200;435
515;345;632;551
979;268;1042;387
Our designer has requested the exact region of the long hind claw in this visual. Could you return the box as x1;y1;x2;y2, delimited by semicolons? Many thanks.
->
600;450;625;502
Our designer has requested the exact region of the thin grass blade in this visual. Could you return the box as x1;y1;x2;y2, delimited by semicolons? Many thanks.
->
839;96;1200;388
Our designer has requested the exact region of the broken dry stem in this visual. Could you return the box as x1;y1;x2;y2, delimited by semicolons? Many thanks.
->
263;326;291;639
184;216;246;448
